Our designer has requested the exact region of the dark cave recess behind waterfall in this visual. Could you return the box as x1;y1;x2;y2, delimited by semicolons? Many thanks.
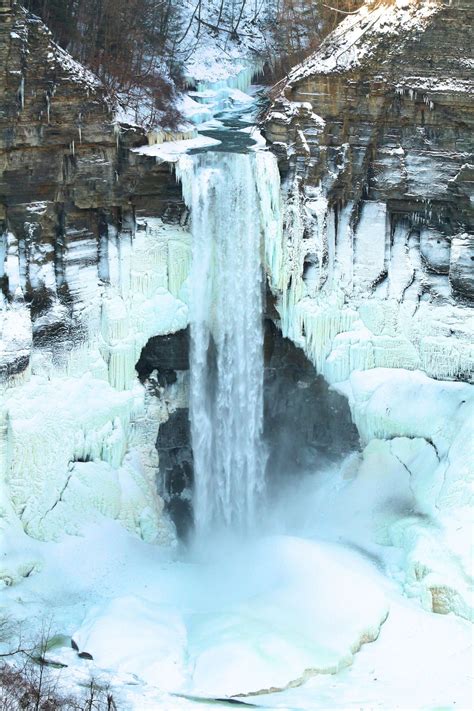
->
136;318;359;539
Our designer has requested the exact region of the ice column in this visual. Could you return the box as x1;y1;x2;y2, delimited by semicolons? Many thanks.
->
177;152;266;532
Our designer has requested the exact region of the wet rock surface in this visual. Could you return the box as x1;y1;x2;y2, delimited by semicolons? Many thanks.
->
264;319;359;481
156;407;194;540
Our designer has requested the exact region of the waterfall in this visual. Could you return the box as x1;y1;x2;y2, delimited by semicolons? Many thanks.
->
177;152;266;533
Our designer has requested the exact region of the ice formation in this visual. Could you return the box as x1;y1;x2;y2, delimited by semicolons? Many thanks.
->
177;152;266;531
0;2;472;706
259;160;473;385
1;217;192;580
255;147;473;621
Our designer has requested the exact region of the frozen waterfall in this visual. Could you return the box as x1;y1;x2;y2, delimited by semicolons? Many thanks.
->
177;152;266;532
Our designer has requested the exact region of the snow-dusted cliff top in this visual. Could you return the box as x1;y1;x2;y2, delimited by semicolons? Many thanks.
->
288;0;443;80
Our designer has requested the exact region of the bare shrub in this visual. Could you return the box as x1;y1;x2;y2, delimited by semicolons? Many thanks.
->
0;619;117;711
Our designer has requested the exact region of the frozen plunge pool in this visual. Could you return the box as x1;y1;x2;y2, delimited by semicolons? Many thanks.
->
2;460;472;710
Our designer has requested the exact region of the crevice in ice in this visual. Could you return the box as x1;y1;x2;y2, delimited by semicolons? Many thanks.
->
38;472;73;522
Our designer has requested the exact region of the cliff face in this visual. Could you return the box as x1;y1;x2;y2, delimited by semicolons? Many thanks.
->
264;0;473;384
0;0;184;379
261;0;473;620
0;1;191;565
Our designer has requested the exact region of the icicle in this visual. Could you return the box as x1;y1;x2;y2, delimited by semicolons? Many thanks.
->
19;76;25;110
113;122;121;149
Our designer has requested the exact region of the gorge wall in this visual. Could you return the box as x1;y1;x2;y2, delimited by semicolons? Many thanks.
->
262;0;473;619
0;0;192;577
0;0;472;622
264;0;473;384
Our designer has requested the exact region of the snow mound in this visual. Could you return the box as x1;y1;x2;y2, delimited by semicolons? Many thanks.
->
72;536;389;698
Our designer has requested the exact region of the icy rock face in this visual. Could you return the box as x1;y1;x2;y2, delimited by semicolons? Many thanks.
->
264;0;474;385
0;219;191;566
0;3;196;572
0;2;186;380
262;0;474;618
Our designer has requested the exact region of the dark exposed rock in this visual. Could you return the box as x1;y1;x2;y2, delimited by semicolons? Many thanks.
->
156;408;194;540
0;353;29;379
157;408;191;451
136;329;190;382
264;319;359;480
449;233;474;297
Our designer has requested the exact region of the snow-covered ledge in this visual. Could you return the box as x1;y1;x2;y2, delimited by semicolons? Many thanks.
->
0;218;191;583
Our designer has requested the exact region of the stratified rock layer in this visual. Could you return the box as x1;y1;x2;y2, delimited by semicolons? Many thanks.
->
0;0;184;379
264;0;473;384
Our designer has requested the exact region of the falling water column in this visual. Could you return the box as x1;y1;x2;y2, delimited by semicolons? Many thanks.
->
177;152;266;533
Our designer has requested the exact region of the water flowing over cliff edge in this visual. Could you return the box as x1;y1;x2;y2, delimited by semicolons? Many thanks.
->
177;152;266;533
0;0;473;708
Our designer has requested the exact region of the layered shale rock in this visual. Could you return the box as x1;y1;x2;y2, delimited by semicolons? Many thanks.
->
264;0;474;384
0;1;190;554
0;0;185;381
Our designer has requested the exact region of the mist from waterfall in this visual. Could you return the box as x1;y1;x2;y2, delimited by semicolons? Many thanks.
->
177;152;266;534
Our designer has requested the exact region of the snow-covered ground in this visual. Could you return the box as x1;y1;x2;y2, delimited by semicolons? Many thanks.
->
1;448;472;709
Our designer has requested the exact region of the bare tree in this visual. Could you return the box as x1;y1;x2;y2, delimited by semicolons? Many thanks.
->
0;617;118;710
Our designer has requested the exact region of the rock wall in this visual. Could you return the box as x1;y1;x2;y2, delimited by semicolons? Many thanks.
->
262;0;474;619
0;1;185;378
264;0;473;384
264;318;359;481
0;1;191;576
